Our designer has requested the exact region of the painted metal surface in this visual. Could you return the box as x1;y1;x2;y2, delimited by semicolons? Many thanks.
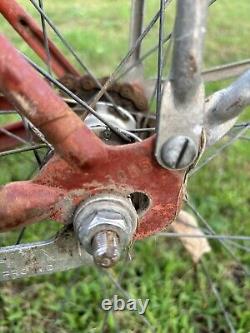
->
0;136;185;239
0;34;184;239
0;182;65;230
0;122;28;151
0;0;248;280
0;96;13;110
205;69;250;146
0;72;149;152
129;0;145;65
0;0;80;151
0;0;79;77
0;35;106;169
155;0;207;169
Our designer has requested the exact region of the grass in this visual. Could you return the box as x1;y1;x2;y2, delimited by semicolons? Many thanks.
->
0;0;250;332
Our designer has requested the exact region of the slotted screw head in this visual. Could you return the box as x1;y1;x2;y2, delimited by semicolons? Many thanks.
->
161;135;197;169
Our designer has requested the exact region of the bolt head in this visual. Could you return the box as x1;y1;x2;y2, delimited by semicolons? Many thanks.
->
161;135;197;170
102;129;112;140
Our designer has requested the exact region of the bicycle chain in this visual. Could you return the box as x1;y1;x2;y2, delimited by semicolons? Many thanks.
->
59;74;151;125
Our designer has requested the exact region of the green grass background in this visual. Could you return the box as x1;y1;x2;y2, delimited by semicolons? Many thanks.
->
0;1;249;332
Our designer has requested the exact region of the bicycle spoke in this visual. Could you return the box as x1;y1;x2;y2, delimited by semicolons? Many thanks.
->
225;241;250;253
29;0;127;117
0;1;248;331
158;232;250;241
0;110;17;115
173;216;250;252
200;259;236;333
21;117;42;165
119;0;217;81
209;0;218;5
100;246;153;331
13;121;51;245
100;252;130;332
129;0;145;66
0;126;28;145
23;55;132;142
0;143;47;157
156;0;166;117
0;122;43;169
239;135;250;141
129;121;249;142
89;1;171;109
229;134;250;141
128;127;155;133
143;36;172;128
192;125;250;175
15;227;26;245
234;122;250;128
38;0;52;75
28;0;98;74
187;200;250;275
117;33;172;82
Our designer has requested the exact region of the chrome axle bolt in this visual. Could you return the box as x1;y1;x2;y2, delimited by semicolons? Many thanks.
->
92;230;121;268
161;135;197;170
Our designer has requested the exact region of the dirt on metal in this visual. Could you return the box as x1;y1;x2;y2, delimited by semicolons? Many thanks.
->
0;36;185;239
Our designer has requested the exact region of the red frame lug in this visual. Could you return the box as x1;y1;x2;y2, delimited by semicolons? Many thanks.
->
34;137;185;239
0;35;185;239
0;138;185;239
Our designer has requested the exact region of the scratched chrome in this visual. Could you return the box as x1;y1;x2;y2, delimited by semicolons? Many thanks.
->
0;227;93;281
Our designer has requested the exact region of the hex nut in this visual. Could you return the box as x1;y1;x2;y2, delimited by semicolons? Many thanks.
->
73;194;138;255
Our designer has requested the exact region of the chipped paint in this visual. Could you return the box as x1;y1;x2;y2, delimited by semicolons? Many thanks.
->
0;36;185;240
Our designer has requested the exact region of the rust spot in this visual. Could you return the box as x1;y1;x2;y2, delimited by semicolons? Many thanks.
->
18;16;29;28
188;54;198;77
33;136;185;239
60;74;149;113
225;99;242;111
0;35;185;239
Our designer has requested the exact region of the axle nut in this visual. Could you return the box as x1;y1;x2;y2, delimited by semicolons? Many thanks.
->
73;194;137;267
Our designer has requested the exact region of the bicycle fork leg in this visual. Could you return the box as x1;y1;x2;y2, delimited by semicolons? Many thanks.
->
155;0;208;170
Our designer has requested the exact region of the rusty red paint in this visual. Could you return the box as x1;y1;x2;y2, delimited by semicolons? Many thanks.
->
0;96;13;110
0;35;106;168
0;35;185;239
34;136;185;239
0;0;79;77
0;122;29;151
0;135;185;239
0;182;66;231
0;96;27;152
